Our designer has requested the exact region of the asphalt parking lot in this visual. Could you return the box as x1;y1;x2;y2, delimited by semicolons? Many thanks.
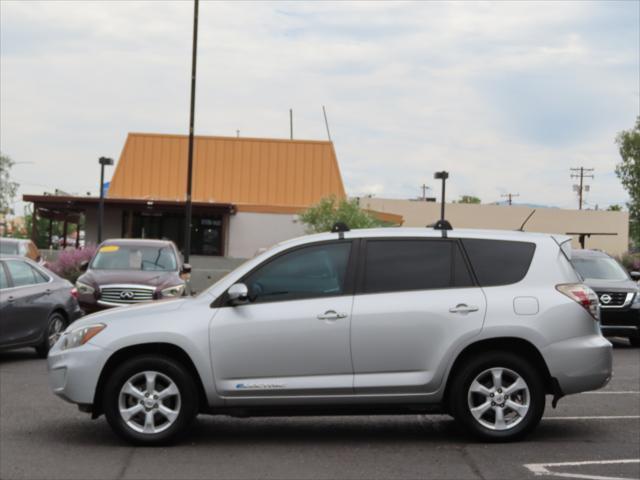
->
1;339;638;480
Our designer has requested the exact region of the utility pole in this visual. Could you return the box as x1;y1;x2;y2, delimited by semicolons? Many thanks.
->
183;0;199;263
420;184;431;201
570;167;594;210
501;193;519;206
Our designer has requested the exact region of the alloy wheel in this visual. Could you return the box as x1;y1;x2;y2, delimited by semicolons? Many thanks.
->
118;371;181;434
467;367;530;431
48;317;65;348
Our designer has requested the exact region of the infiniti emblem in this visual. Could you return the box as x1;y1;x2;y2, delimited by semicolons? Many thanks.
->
599;294;612;305
120;290;135;300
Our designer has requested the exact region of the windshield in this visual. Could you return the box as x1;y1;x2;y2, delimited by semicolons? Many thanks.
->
572;256;629;281
0;241;19;255
91;245;177;271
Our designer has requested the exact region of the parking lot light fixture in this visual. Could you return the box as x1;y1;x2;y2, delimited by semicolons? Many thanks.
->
98;156;114;243
433;171;451;230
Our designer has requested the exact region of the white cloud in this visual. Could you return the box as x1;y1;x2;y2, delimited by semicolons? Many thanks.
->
1;0;637;214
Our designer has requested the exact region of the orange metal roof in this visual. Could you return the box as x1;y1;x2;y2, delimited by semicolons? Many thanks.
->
107;133;346;212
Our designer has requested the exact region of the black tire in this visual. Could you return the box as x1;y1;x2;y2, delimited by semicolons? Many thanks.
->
629;337;640;348
103;355;199;446
35;312;67;358
449;351;545;442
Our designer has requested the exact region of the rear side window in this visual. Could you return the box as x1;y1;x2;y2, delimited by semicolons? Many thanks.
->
363;239;474;294
462;239;535;286
5;260;38;287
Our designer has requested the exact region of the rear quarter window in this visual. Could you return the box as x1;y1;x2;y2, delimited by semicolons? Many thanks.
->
461;239;536;286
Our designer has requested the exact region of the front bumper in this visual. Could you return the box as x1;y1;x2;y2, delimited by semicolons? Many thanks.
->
542;334;612;396
47;340;110;405
600;308;640;338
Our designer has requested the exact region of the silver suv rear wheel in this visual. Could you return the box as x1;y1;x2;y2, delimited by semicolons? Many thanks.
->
467;367;530;431
449;351;545;442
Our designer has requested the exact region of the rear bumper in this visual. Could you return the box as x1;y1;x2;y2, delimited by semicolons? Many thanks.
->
542;334;612;396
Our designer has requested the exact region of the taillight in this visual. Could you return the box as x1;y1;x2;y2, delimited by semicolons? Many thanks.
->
556;283;600;320
70;288;79;299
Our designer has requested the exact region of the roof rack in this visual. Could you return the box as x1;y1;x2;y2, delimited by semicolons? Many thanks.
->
331;222;350;233
433;219;452;231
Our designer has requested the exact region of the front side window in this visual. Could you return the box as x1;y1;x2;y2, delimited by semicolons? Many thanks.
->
5;260;38;287
91;245;177;271
572;256;629;281
363;239;473;294
244;242;352;303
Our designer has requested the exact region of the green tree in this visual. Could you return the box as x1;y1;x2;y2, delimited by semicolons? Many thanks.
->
615;117;640;245
456;195;481;204
607;204;622;212
299;196;387;233
0;152;19;215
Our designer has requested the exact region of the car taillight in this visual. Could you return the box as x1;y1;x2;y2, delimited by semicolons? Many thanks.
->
556;283;599;320
70;288;79;299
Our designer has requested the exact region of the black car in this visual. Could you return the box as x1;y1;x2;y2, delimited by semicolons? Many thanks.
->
0;255;83;357
571;249;640;347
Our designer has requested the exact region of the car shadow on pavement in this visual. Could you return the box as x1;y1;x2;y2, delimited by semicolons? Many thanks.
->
0;348;40;363
22;412;614;449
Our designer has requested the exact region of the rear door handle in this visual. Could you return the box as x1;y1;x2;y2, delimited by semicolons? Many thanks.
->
317;310;348;321
449;304;479;314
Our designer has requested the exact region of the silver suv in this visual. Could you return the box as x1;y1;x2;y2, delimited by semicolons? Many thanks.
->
48;227;612;445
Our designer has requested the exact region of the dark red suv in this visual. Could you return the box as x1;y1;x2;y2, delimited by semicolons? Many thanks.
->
75;239;191;313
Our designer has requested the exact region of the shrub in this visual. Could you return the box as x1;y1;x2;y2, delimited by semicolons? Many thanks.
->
48;245;97;283
619;252;640;272
299;196;389;233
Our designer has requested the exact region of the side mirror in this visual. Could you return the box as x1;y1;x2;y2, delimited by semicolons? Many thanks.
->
79;260;89;272
227;283;249;305
181;263;192;274
630;271;640;281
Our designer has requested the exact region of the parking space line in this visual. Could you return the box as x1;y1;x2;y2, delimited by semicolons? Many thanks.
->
524;459;640;480
543;416;640;421
582;391;639;395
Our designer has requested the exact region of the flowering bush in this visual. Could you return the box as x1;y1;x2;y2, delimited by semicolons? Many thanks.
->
48;245;97;283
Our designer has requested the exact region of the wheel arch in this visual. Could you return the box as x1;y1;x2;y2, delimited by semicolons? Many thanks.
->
443;337;558;411
91;343;209;418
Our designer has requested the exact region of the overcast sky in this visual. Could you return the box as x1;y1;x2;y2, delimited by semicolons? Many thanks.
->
1;0;638;214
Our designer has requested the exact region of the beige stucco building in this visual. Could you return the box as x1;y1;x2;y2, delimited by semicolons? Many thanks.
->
359;197;629;256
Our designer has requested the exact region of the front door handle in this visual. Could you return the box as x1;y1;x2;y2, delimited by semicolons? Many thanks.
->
317;310;348;321
449;304;479;314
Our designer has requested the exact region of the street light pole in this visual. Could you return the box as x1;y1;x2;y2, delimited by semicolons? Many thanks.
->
183;0;199;263
97;157;114;244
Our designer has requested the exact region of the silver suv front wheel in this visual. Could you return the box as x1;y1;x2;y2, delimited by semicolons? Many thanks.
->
118;371;182;434
104;355;199;445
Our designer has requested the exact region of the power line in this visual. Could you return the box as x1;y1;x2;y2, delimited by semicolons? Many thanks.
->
501;193;520;206
570;167;594;210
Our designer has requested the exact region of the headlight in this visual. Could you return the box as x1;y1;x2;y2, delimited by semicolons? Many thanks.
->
60;324;106;350
161;284;185;297
633;293;640;306
75;281;95;295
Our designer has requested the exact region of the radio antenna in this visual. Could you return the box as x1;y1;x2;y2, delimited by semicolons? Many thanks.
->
517;210;536;231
